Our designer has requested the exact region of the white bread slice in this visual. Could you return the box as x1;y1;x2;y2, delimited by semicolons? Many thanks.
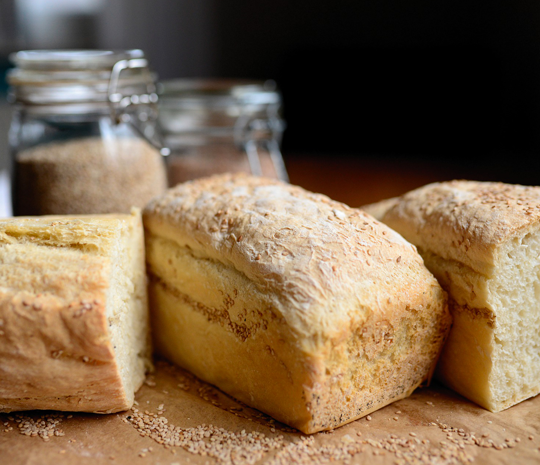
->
366;180;540;412
0;209;151;413
143;174;451;433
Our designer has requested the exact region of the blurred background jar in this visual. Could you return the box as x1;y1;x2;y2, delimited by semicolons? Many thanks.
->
158;79;288;186
8;49;168;216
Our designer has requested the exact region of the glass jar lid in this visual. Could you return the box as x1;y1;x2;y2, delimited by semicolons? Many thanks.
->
10;49;145;71
159;79;281;108
7;49;157;116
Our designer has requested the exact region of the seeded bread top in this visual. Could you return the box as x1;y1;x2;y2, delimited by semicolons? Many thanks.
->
143;174;444;342
374;180;540;276
0;214;135;302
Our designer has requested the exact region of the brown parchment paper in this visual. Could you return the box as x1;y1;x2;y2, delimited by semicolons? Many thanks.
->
1;359;539;465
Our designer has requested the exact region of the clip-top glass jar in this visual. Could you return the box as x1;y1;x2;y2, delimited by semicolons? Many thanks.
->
8;49;168;216
157;79;288;186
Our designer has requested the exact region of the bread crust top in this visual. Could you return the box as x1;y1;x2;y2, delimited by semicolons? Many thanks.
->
0;213;141;299
143;174;444;342
377;180;540;275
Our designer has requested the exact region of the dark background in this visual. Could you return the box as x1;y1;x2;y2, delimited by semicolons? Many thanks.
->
1;0;540;186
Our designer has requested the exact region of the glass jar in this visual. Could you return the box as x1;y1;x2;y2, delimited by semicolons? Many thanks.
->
157;79;288;186
8;49;168;216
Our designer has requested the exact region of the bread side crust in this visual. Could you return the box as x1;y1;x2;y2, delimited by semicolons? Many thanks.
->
360;196;399;222
0;212;149;413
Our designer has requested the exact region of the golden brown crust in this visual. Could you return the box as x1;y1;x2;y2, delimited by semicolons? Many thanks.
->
144;174;451;433
0;211;150;413
377;180;540;275
144;174;438;340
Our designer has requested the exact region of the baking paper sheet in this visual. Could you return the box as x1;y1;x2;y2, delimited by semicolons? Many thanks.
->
1;359;539;465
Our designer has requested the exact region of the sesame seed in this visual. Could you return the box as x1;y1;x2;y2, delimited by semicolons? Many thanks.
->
14;413;65;441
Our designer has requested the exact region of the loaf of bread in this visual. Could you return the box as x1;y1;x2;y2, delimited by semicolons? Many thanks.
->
364;180;540;412
143;174;451;433
0;209;151;413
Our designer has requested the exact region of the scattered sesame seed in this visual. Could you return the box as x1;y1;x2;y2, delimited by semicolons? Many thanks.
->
13;413;65;441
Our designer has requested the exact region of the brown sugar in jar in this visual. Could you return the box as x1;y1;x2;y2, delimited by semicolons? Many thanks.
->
15;136;167;215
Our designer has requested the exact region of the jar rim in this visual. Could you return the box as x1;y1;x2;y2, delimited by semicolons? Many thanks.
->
7;49;157;112
159;79;281;108
9;49;145;71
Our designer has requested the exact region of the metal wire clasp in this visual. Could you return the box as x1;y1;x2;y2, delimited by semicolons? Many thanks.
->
234;98;288;182
107;58;158;124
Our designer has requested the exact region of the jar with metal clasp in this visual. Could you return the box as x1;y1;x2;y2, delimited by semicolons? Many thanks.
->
157;79;288;186
7;49;168;216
